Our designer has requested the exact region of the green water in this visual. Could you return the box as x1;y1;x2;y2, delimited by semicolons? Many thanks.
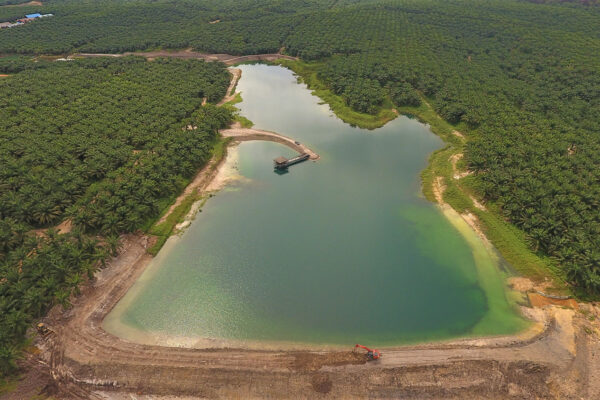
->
104;65;526;347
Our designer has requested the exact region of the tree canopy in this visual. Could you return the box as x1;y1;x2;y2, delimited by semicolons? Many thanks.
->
0;56;232;375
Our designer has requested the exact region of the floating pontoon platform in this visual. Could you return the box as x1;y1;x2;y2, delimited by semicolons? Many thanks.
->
274;153;310;170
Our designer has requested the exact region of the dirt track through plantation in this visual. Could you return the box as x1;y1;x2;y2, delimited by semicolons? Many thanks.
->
73;51;298;66
36;231;600;398
216;68;241;106
0;0;42;7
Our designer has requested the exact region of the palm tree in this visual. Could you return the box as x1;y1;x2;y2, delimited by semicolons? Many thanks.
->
53;288;71;309
105;235;121;257
66;273;83;295
5;310;30;339
0;344;21;375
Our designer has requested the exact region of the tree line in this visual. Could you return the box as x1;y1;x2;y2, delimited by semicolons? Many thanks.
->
0;56;232;375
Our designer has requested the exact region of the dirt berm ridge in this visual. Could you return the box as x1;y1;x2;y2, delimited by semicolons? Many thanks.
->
31;232;600;399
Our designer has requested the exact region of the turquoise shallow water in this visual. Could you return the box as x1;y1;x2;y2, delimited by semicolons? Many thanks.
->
104;65;525;346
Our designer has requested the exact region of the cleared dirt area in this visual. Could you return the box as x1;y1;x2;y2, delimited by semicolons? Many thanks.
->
31;218;73;237
528;292;579;309
0;0;42;7
216;68;241;105
25;238;600;398
450;152;473;180
73;51;298;66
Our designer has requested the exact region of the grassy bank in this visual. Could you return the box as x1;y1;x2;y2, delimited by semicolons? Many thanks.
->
146;139;229;256
145;77;245;257
404;99;568;294
276;59;396;130
271;60;566;292
0;377;16;396
222;92;253;128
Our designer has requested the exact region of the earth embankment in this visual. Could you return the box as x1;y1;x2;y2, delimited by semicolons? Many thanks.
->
221;127;319;160
33;229;600;399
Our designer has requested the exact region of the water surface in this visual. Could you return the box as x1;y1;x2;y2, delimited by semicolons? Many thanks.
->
104;65;525;347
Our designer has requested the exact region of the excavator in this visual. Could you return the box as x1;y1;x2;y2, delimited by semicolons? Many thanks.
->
36;322;55;337
355;344;381;361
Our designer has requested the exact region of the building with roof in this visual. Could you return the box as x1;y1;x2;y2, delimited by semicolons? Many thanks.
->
25;13;42;19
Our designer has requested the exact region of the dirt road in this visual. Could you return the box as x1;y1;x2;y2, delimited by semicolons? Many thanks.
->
216;68;241;106
0;0;42;7
73;51;298;66
221;127;320;160
33;232;600;398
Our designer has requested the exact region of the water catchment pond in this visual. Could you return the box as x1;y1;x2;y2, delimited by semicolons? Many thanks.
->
104;64;527;348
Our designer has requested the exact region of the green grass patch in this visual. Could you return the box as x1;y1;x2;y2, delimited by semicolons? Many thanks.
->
146;139;229;256
147;188;203;256
147;235;168;257
226;91;243;106
211;136;230;160
0;377;17;396
234;114;254;128
222;92;254;128
397;97;461;144
472;205;565;288
276;59;397;130
148;194;200;237
138;182;188;232
416;99;569;294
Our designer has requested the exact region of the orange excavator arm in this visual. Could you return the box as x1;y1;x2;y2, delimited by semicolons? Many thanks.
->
355;344;381;360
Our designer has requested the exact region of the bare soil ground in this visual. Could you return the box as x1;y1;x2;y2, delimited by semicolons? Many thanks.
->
31;219;73;238
0;1;42;7
450;152;473;180
528;293;579;309
451;130;465;140
217;68;241;106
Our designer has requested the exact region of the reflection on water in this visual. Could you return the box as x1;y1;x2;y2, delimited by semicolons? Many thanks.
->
273;168;289;176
